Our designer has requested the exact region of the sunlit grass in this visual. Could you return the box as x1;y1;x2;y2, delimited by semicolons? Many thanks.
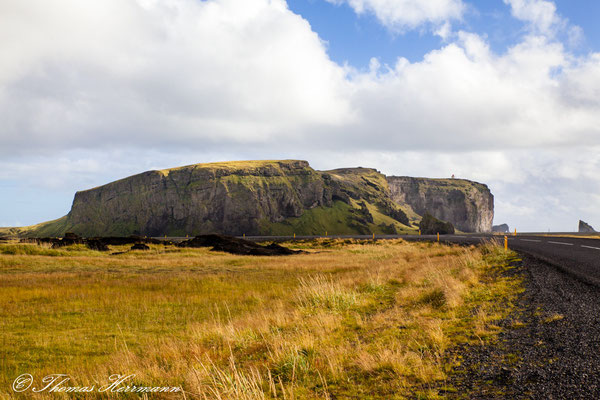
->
0;239;520;399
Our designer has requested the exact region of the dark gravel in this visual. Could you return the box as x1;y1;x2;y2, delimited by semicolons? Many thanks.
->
446;254;600;399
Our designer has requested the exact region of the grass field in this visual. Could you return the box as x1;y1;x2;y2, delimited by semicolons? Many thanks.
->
0;239;521;399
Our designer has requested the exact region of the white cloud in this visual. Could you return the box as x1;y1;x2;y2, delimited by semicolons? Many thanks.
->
503;0;587;45
561;53;600;108
324;0;465;31
344;32;600;152
1;0;600;231
435;21;453;40
504;0;561;34
0;0;351;155
567;25;584;47
4;0;599;156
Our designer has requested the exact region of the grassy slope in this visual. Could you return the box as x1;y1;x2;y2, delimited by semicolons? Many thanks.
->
0;239;520;399
406;177;489;193
262;200;358;236
0;217;68;238
325;167;390;200
158;159;299;176
261;200;415;236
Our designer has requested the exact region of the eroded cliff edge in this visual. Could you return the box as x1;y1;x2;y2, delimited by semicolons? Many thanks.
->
387;176;494;233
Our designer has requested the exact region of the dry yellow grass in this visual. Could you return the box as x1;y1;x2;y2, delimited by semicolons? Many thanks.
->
0;239;520;399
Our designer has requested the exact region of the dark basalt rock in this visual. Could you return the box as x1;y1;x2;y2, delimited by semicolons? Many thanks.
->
579;220;596;233
51;233;85;248
93;236;167;245
378;223;398;234
356;201;374;223
131;243;150;250
86;239;109;251
49;235;109;251
419;212;455;235
177;234;302;256
492;223;510;233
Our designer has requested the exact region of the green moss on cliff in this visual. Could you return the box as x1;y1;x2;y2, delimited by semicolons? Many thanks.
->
362;201;412;232
261;200;416;236
325;167;390;199
159;159;311;176
404;177;489;193
260;201;356;236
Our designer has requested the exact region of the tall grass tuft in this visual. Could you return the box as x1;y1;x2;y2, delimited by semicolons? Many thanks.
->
296;275;358;312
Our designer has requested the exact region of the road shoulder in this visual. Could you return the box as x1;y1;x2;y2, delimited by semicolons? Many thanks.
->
445;254;600;399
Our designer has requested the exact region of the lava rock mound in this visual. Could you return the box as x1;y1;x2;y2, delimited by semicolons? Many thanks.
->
85;239;109;251
33;234;169;252
177;234;302;256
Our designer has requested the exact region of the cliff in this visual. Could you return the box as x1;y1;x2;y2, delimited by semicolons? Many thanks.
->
387;176;494;233
26;160;494;237
36;160;412;237
65;160;326;236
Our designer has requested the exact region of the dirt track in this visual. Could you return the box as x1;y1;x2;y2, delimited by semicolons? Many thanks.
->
447;255;600;399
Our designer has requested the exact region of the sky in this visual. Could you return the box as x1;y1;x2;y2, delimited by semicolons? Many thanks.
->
1;0;600;232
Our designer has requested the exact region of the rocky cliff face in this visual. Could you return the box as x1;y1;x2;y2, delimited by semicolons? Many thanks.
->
65;160;332;236
579;220;596;233
51;160;412;237
387;177;494;233
31;160;495;237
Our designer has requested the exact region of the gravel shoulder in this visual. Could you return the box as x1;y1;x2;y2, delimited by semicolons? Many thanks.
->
446;254;600;399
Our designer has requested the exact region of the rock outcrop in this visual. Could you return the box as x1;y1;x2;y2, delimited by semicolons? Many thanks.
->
419;213;455;235
579;220;596;233
492;224;510;233
387;176;493;233
28;160;495;237
65;160;331;236
40;160;412;237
